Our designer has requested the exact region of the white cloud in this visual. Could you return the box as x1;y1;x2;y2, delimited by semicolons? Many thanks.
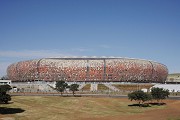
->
0;50;73;58
0;50;75;77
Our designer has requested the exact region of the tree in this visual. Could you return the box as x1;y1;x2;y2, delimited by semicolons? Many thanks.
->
128;90;151;107
55;81;68;96
0;85;12;104
151;87;170;103
0;85;12;93
0;75;9;80
69;84;79;96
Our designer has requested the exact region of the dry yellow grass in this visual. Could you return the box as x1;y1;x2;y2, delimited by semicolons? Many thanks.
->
81;84;91;91
97;84;109;91
0;96;180;120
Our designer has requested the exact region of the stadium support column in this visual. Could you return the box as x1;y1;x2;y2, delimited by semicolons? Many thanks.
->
37;59;43;81
16;62;20;81
149;61;154;82
103;59;106;81
86;59;90;82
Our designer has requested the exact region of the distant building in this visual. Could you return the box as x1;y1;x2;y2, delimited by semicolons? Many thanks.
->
0;80;11;85
166;73;180;83
152;84;180;92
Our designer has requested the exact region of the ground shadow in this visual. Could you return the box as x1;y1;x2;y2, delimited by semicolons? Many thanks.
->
62;95;82;97
149;102;166;106
128;104;151;107
128;102;166;107
0;107;25;114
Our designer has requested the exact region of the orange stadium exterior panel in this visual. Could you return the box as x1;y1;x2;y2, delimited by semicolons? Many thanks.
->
7;58;168;83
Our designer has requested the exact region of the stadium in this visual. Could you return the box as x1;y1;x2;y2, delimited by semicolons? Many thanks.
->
7;57;168;83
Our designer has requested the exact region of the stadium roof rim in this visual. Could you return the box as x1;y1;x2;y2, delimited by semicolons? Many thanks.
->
44;57;167;67
47;56;157;62
9;57;167;69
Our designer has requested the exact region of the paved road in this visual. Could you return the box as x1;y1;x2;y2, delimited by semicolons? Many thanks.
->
168;96;180;100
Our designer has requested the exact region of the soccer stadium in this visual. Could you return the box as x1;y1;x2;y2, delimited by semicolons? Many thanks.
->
7;57;168;83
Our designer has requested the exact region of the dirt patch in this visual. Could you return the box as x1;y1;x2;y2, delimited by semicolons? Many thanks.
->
85;99;180;120
0;117;15;120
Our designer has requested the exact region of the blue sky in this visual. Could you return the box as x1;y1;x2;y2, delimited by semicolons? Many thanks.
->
0;0;180;77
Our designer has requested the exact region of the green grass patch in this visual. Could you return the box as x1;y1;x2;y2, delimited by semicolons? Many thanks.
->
98;84;109;91
81;84;90;91
168;116;180;120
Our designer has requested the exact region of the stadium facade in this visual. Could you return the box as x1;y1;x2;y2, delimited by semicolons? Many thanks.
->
7;57;168;83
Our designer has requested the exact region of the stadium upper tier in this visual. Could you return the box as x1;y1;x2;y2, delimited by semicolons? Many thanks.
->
7;57;168;83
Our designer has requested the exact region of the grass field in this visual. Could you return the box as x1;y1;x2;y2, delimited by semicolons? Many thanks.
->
0;96;180;120
81;84;91;91
97;84;109;91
